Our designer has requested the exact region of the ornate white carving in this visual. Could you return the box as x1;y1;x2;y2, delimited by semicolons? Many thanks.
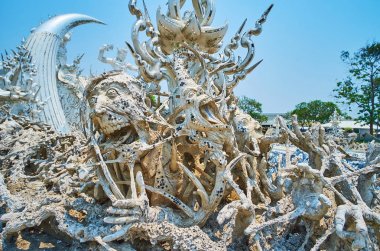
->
0;1;379;251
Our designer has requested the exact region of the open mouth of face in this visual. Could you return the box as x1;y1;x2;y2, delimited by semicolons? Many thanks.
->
199;96;225;125
92;113;134;138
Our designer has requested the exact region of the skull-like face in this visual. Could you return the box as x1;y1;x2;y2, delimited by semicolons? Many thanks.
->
86;73;149;137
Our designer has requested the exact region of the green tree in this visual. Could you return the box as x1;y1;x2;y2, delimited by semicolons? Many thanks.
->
334;42;380;135
238;96;268;123
288;100;343;127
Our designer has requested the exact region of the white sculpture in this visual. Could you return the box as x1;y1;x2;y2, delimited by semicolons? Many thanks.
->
0;1;379;250
98;44;138;72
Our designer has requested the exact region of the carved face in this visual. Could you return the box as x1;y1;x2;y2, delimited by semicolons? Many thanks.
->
86;73;149;137
175;82;226;126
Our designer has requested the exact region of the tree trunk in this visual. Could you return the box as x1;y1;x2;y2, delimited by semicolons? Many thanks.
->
370;77;375;135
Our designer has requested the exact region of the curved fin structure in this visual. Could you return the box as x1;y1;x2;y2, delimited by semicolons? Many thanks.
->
199;23;228;53
25;14;104;133
200;0;215;26
168;0;182;20
157;7;185;40
183;12;201;41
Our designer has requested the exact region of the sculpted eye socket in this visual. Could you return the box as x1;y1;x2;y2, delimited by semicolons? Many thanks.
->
89;96;97;106
106;88;119;98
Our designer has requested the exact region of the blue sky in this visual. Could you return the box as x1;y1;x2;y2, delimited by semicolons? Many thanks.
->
1;0;379;114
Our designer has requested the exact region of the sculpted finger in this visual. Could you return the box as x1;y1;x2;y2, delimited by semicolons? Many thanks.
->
102;224;133;242
113;199;142;208
106;207;143;216
104;216;140;224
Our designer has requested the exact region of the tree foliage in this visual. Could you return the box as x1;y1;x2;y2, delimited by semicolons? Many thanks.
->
288;100;343;127
334;42;380;135
238;96;268;123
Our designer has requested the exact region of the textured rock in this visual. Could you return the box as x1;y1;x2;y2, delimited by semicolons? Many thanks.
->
0;1;379;250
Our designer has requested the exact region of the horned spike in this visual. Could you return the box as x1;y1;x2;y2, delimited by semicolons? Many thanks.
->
142;0;154;30
75;53;85;64
192;0;204;21
1;54;4;61
246;59;263;74
266;4;274;15
237;18;248;35
142;0;150;19
258;4;273;25
5;50;8;56
125;42;136;56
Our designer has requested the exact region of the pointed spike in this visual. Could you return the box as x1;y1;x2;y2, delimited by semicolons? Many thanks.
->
142;0;149;17
237;18;248;35
192;0;204;21
11;49;17;56
246;59;263;74
1;54;4;61
266;4;274;15
258;4;274;25
142;0;154;27
125;42;136;55
5;50;8;56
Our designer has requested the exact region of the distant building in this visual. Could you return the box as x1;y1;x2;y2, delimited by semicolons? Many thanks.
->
260;112;379;141
261;113;288;130
321;120;373;135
